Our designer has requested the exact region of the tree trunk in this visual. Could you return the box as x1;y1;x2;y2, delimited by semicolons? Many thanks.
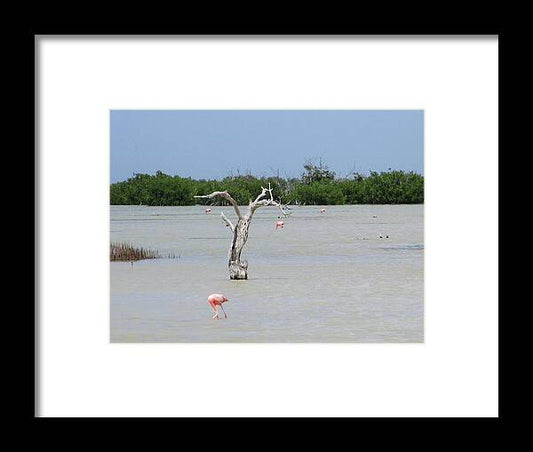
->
228;217;250;280
194;184;290;280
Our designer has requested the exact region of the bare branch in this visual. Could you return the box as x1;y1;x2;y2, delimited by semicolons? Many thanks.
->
249;199;272;213
276;202;291;217
220;212;234;232
249;198;291;217
194;191;242;219
266;182;290;216
266;182;273;201
252;187;269;204
246;182;291;217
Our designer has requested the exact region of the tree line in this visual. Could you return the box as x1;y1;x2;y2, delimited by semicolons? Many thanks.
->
110;163;424;206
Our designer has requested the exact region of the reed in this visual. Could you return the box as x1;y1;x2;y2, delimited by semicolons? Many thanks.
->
110;242;177;261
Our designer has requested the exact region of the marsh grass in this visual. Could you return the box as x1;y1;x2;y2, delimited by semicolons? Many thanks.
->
110;242;178;261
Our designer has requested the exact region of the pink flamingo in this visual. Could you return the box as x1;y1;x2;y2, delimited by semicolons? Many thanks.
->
207;293;228;319
275;220;284;230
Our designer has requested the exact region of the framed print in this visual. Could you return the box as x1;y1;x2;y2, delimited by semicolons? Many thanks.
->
36;34;499;417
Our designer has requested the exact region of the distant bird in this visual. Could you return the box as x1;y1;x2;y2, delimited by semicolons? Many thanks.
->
207;293;228;319
321;208;326;213
372;215;377;218
276;220;285;230
379;234;383;239
204;208;212;213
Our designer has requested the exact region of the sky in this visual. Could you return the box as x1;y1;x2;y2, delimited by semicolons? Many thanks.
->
110;110;423;183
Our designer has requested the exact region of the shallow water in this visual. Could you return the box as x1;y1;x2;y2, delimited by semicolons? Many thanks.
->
110;204;424;342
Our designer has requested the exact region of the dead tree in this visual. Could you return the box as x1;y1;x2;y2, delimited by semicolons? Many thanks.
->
194;183;290;280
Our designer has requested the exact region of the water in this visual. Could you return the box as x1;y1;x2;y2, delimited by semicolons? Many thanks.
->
110;204;424;342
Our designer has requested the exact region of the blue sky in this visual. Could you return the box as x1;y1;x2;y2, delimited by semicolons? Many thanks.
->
110;110;423;183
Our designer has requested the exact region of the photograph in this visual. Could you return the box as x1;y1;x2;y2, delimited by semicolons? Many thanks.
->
110;109;424;342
